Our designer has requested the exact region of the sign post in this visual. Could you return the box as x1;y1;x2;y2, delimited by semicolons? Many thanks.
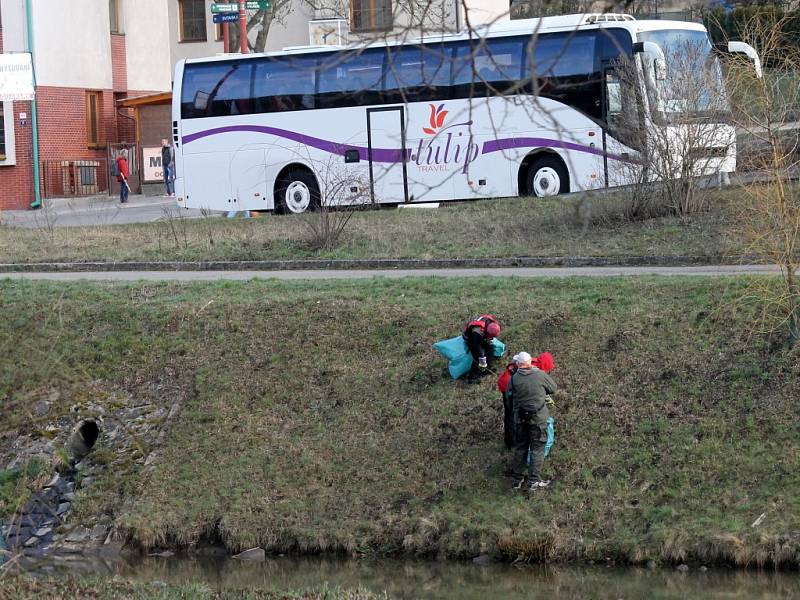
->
223;2;231;53
210;1;272;54
210;3;238;12
239;1;248;54
211;2;271;12
213;13;239;24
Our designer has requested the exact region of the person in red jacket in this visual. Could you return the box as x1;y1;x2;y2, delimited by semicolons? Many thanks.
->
116;149;130;204
463;314;501;383
498;352;554;449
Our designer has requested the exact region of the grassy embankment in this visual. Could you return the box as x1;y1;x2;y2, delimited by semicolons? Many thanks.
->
1;277;798;566
0;576;381;600
0;188;745;264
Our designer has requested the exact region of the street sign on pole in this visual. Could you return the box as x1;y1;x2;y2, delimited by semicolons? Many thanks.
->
210;3;238;13
213;13;239;23
212;1;270;12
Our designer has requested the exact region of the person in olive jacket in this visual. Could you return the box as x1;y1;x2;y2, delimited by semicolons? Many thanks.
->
508;351;557;491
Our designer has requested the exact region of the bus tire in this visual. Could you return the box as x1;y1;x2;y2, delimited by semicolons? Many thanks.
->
525;155;569;198
276;168;320;215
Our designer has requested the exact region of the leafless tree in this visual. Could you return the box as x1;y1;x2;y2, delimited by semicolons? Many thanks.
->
608;41;735;219
300;160;370;251
720;14;800;345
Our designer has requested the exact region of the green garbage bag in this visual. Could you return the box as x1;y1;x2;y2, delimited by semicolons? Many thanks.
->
433;336;505;380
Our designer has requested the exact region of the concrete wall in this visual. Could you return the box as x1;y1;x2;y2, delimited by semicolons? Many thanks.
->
124;0;172;92
30;0;113;89
0;0;27;52
259;3;315;51
168;0;223;68
329;0;512;44
168;0;317;70
464;0;510;25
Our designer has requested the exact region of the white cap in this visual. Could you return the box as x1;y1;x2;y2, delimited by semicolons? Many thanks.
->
513;351;532;365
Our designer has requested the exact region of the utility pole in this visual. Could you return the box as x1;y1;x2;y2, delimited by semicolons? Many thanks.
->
238;0;248;53
24;0;42;209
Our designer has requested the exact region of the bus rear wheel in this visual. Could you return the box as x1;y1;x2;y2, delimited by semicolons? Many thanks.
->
526;155;569;198
276;169;320;214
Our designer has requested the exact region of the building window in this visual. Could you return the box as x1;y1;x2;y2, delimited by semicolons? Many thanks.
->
86;91;103;148
0;104;6;160
109;0;121;33
351;0;392;32
179;0;207;42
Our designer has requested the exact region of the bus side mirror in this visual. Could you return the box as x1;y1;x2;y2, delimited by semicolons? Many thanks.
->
193;91;210;111
634;41;667;80
727;41;763;78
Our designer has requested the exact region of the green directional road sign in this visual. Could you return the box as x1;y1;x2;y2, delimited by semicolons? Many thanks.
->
212;1;270;11
210;4;238;14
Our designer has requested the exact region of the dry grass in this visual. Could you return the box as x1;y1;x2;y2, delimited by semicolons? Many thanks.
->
1;277;799;567
0;187;747;264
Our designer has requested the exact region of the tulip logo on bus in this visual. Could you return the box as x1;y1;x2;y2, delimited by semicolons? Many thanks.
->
413;103;480;175
423;104;448;135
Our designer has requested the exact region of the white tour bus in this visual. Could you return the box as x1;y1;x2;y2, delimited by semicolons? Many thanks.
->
172;13;761;214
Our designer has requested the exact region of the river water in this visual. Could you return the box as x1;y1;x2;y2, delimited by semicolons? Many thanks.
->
18;555;800;599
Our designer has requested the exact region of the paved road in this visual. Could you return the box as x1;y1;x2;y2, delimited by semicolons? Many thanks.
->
1;265;785;282
1;195;213;228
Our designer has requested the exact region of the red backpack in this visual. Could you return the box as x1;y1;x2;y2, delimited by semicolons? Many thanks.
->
464;314;499;335
497;363;516;393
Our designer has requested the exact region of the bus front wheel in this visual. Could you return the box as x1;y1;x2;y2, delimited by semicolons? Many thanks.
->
276;169;320;214
526;156;569;198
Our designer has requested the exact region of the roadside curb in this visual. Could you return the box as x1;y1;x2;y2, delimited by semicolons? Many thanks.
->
0;255;758;273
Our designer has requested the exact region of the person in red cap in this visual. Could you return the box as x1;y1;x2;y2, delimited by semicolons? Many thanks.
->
462;314;501;383
498;352;555;449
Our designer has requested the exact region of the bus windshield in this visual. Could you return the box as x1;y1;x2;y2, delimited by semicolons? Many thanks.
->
638;29;730;122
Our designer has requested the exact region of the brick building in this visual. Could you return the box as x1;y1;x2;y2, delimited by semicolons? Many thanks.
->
0;0;171;210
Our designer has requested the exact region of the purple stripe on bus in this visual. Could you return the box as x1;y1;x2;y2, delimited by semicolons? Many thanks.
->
482;137;631;163
182;125;411;163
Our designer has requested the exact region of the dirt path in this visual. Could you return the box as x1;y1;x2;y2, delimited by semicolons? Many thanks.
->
1;264;787;282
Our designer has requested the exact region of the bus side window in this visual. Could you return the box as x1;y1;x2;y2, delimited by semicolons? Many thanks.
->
212;64;253;117
181;62;252;118
318;49;384;109
529;31;600;121
384;44;452;104
452;37;524;99
253;56;316;114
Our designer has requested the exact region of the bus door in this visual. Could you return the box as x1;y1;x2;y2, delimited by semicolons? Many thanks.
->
366;106;409;203
602;64;644;188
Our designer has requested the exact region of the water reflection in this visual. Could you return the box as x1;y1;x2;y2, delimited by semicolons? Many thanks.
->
14;554;800;599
